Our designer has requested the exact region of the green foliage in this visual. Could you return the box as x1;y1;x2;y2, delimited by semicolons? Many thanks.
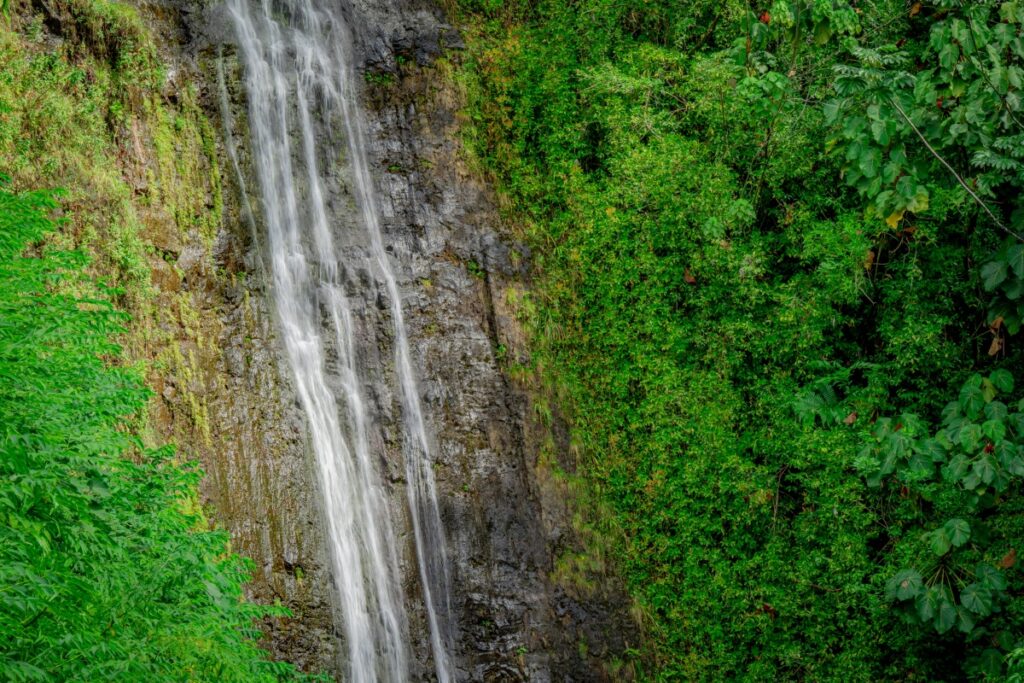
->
454;0;1024;679
1010;645;1024;681
0;186;308;681
984;239;1024;334
364;69;395;86
828;1;1024;227
0;0;223;314
826;0;1024;345
859;372;1022;648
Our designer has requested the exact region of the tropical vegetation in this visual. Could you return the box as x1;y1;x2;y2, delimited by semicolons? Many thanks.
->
0;185;307;681
451;0;1024;678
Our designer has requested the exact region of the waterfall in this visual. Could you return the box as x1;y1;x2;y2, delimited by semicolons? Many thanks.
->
226;0;454;680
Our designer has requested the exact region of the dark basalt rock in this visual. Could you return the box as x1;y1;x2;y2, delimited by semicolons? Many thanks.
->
127;0;639;678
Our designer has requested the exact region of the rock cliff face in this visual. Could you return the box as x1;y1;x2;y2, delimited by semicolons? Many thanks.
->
111;0;339;671
126;0;639;678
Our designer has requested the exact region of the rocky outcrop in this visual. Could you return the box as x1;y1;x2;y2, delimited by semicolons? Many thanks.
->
116;0;639;678
330;3;642;679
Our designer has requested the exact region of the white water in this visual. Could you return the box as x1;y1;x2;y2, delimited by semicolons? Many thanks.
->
227;0;454;680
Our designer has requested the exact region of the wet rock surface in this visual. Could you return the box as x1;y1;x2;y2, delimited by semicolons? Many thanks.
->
131;0;639;678
342;2;641;679
117;2;342;674
193;52;346;677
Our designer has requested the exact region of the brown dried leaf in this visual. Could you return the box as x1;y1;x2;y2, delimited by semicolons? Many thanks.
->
844;412;858;425
989;336;1003;356
1001;548;1017;569
864;250;876;271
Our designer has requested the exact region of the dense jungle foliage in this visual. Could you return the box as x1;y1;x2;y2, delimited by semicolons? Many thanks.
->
0;186;306;681
451;0;1024;679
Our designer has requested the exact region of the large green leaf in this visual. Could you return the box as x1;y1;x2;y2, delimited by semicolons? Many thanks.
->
989;369;1014;393
963;469;983;490
858;146;882;178
960;384;986;420
935;597;958;634
930;528;952;556
984;400;1009;421
943;518;971;548
1007;243;1024;278
1010;454;1024;476
1002;276;1024;300
983;378;998;404
974;456;997;485
978;649;1005;679
887;568;923;600
958;423;983;451
982;419;1007;443
946;453;970;481
995;439;1018;468
977;563;1007;591
823;98;842;123
918;438;947;463
981;260;1008;291
957;606;976;633
915;587;939;622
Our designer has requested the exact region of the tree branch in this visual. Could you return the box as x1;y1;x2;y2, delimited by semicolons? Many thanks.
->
887;96;1024;242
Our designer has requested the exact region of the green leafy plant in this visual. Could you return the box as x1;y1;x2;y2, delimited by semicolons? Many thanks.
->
828;1;1024;230
0;184;309;682
983;239;1024;333
858;370;1021;652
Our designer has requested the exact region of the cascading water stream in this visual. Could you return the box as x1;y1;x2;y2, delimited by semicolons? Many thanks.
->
226;0;454;679
339;44;457;683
